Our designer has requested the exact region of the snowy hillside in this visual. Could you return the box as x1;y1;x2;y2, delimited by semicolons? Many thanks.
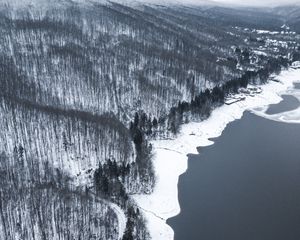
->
0;0;300;239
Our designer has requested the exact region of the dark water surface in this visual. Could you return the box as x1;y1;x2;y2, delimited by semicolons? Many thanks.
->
266;95;300;115
168;110;300;240
293;82;300;89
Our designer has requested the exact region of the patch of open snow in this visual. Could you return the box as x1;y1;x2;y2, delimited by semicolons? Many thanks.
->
133;67;300;240
255;29;279;35
253;50;268;56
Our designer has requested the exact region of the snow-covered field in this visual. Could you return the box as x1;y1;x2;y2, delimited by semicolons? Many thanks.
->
133;67;300;240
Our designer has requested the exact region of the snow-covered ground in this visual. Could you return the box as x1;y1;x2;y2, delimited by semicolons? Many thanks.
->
109;202;127;240
133;67;300;240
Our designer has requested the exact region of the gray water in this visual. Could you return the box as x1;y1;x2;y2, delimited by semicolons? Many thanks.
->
265;95;300;115
294;82;300;89
168;95;300;240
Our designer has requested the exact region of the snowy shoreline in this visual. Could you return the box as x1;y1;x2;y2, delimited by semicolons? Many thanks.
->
133;67;300;240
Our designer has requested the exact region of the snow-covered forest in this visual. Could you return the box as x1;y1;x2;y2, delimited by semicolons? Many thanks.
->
0;0;300;239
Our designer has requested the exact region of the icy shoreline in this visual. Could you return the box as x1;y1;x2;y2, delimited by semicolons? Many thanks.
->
133;67;300;240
